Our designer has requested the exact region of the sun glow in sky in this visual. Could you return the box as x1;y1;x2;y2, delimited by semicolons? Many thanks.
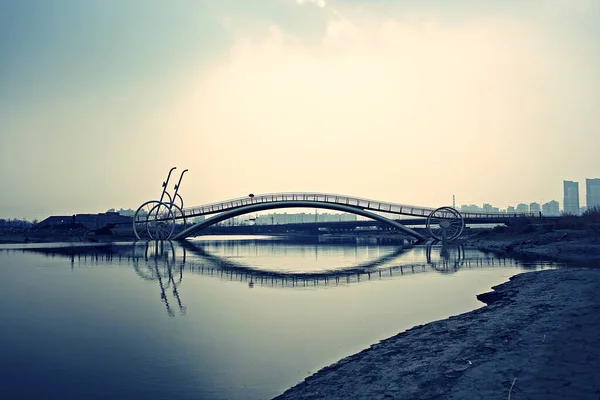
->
1;0;599;219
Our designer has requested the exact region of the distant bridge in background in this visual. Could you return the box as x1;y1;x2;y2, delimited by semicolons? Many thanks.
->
197;216;531;236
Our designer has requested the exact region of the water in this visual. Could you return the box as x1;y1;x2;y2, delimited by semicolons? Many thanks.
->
0;236;559;400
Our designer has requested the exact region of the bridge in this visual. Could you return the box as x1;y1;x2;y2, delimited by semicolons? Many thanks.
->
133;168;537;242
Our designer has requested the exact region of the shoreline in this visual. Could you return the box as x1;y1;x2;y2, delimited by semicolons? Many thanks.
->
2;227;599;262
273;268;600;399
460;229;600;266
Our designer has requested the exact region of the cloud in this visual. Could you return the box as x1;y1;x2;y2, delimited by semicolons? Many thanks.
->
296;0;326;8
164;10;600;207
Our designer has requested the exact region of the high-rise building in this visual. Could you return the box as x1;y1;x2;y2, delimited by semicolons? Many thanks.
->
563;180;580;215
461;204;482;212
516;203;529;213
529;202;541;213
542;200;560;216
586;178;600;210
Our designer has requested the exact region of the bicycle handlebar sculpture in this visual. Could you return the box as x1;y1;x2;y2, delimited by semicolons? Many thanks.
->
133;167;188;240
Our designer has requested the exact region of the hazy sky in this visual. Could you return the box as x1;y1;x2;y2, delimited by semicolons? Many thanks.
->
1;0;599;219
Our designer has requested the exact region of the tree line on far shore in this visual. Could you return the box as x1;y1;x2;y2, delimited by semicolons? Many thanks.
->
0;218;37;232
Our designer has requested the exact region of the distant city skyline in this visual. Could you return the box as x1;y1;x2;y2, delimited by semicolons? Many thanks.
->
1;1;599;220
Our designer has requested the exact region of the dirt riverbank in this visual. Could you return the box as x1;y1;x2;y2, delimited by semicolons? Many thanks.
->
461;228;600;265
274;268;600;399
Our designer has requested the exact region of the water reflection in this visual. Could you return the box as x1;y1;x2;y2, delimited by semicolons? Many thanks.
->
0;238;562;400
2;239;554;298
134;241;186;317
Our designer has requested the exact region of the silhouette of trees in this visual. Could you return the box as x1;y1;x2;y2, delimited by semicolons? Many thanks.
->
582;206;600;222
0;218;34;232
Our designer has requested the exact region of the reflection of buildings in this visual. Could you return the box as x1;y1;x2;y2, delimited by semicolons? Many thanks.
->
586;178;600;210
563;180;580;215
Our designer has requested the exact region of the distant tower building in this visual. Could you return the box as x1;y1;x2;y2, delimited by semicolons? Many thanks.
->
507;206;516;213
529;202;541;213
563;180;580;215
542;200;560;216
586;178;600;210
516;203;529;213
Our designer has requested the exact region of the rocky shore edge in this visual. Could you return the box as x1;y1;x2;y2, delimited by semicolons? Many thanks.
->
274;268;600;399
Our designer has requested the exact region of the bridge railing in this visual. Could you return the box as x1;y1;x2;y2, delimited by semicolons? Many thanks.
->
181;192;437;219
175;192;537;220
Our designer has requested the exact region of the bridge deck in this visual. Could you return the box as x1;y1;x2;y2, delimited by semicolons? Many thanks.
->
179;193;535;220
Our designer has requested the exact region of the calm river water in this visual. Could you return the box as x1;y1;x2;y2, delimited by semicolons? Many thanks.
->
0;236;558;400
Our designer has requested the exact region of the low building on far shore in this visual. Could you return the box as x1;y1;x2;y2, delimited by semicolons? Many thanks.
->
529;202;541;213
516;203;529;213
37;212;132;231
542;200;560;216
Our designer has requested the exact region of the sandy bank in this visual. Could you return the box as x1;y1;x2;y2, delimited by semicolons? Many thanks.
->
462;229;600;265
274;268;600;399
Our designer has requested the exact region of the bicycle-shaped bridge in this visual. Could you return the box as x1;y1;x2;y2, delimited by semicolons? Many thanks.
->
133;168;536;242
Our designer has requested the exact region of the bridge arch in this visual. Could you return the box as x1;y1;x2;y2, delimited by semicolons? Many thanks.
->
172;200;427;241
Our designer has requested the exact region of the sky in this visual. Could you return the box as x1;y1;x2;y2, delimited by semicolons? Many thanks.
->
1;0;599;220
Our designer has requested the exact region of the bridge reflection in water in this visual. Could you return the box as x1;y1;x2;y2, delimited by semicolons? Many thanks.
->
6;239;559;318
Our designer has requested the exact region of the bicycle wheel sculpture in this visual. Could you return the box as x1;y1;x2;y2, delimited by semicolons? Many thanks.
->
133;167;188;240
426;206;464;241
147;202;176;240
133;200;163;240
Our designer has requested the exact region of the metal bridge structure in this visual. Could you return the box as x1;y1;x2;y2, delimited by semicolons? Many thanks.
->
133;168;537;242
